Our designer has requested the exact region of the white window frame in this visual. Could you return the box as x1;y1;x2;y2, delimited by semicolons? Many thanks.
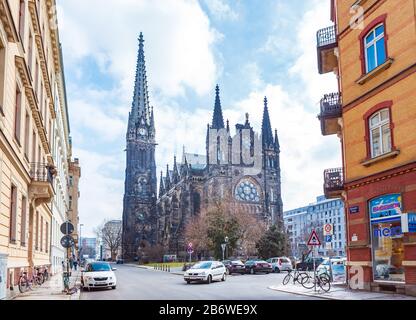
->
369;108;391;158
364;23;386;73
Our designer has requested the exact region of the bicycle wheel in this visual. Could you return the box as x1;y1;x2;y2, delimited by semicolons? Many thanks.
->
301;273;315;289
18;276;28;293
319;278;331;292
282;273;292;285
296;272;309;285
36;274;43;285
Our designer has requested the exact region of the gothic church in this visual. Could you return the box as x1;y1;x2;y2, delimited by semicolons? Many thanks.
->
122;34;283;260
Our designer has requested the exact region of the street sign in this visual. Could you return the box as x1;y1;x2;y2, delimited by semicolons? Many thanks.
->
323;223;333;236
187;248;194;254
60;235;75;248
325;242;332;250
60;221;74;235
187;242;193;249
325;235;332;243
307;230;321;246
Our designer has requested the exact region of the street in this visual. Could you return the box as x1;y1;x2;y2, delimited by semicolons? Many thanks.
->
80;264;321;300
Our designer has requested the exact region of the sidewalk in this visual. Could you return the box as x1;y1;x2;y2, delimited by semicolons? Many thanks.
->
12;269;82;300
268;283;416;300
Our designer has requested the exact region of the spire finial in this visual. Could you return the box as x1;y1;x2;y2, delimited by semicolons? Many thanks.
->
262;97;274;148
212;85;225;129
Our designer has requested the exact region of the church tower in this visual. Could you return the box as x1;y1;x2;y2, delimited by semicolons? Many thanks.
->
122;33;157;260
261;97;283;227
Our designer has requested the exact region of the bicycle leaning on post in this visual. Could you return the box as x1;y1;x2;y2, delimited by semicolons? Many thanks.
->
301;269;331;292
282;268;309;286
18;268;44;293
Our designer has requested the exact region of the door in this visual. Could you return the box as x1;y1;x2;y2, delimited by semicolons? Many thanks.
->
0;254;7;300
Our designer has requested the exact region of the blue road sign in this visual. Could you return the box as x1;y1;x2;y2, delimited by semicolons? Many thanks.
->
325;235;332;242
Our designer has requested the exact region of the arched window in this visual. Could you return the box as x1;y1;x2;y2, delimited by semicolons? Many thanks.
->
369;108;391;158
364;24;386;73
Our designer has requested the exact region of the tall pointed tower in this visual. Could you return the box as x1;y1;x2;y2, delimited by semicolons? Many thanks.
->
122;33;157;261
261;97;283;227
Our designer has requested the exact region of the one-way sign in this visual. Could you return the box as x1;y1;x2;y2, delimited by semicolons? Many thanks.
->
307;230;321;246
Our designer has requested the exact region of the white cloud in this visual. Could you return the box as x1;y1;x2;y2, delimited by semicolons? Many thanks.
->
57;0;219;97
73;148;125;236
202;0;239;21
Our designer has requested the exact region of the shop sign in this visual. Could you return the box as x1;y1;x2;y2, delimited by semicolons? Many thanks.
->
349;206;359;214
369;194;402;220
373;225;402;238
401;213;416;233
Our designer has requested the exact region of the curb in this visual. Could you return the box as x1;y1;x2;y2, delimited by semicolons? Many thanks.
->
267;286;338;300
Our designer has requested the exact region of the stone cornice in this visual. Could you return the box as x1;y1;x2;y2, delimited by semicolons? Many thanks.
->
45;0;61;73
0;0;19;42
15;56;53;163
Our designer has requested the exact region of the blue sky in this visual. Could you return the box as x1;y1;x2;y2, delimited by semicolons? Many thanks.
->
56;0;341;237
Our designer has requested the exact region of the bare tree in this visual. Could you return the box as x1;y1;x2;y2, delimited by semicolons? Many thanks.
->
96;220;122;261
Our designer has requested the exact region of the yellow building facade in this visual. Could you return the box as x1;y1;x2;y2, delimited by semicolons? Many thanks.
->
318;0;416;295
0;0;76;299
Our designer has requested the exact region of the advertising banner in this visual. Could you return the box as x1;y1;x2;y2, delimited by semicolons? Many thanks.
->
331;263;346;283
369;194;402;220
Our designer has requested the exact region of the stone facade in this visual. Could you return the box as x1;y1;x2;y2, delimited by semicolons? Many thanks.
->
0;0;76;299
122;34;283;261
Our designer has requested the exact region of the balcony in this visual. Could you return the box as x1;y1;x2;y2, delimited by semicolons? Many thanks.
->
318;92;342;136
28;163;55;206
317;25;338;74
324;168;344;199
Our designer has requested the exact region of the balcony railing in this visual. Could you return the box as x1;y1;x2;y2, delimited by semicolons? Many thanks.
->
317;25;338;74
320;92;342;117
324;168;344;198
30;162;54;184
317;25;337;48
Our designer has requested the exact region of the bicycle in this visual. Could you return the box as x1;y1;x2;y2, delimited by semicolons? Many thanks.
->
18;270;40;293
282;269;309;285
301;270;331;292
33;267;44;285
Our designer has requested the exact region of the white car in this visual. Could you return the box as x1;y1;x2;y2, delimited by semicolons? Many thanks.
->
267;257;293;273
81;262;117;291
184;261;227;284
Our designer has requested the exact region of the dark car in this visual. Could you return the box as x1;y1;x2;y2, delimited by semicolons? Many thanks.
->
244;260;273;274
116;259;124;264
296;257;324;271
222;260;246;275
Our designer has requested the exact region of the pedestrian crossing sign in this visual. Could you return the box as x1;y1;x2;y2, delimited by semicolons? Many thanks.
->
307;230;321;246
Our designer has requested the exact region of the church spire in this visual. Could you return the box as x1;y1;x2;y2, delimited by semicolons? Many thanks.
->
262;97;274;148
159;171;165;197
211;85;225;129
129;32;150;129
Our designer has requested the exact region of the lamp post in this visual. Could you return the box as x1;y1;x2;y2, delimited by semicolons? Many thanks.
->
224;236;229;260
79;224;84;262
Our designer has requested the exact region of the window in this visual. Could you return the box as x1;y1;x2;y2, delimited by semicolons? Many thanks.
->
35;211;39;250
24;112;30;159
369;109;391;158
9;185;18;243
28;32;33;74
32;131;36;162
0;40;5;115
364;24;387;73
21;196;27;247
45;221;49;253
19;0;25;42
40;216;43;251
69;196;72;210
14;86;22;143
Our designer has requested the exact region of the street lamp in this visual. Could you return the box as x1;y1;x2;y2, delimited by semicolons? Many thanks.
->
224;236;229;260
79;224;84;261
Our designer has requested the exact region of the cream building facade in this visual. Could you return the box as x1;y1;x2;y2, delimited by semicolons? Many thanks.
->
0;0;78;299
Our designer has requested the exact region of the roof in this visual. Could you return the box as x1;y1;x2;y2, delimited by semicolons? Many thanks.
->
183;153;206;170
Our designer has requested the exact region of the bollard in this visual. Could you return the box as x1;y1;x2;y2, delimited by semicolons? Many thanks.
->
168;266;171;272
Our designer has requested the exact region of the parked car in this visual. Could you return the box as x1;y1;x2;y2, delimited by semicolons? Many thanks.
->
244;260;273;274
116;258;124;264
184;261;227;284
81;262;117;291
222;260;246;275
267;257;293;273
296;257;324;271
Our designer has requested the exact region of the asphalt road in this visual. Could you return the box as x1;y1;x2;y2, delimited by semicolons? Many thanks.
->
80;264;320;300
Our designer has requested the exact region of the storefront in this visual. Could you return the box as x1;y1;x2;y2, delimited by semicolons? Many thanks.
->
369;194;405;283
